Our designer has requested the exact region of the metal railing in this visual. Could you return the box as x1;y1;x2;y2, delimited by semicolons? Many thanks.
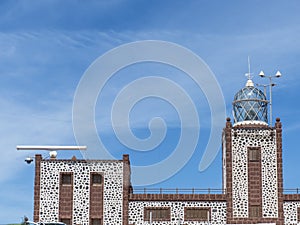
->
132;188;300;194
283;188;300;194
132;188;225;194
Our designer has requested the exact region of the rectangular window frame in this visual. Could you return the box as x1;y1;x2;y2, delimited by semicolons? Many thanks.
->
249;205;261;218
90;172;103;186
184;207;210;221
144;207;171;221
248;147;261;162
60;172;73;185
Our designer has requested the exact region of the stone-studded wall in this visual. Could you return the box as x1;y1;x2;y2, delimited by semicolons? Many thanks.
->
283;201;300;224
128;201;226;225
231;128;278;218
39;159;124;225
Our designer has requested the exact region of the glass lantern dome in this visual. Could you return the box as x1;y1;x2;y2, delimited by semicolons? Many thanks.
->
233;79;268;125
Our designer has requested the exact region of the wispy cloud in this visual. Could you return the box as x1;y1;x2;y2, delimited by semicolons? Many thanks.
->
0;96;74;179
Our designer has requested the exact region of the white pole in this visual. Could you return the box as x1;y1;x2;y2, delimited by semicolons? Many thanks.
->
269;77;273;126
207;210;210;225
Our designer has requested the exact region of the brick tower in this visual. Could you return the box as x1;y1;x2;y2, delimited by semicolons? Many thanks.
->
223;78;284;225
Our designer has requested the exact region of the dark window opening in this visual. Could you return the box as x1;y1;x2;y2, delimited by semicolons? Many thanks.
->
249;205;261;218
249;147;260;162
61;173;72;185
185;208;210;221
91;173;102;185
144;207;171;221
91;218;101;225
60;218;71;225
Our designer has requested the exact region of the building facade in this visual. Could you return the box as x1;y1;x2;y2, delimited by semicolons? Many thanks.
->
32;79;300;225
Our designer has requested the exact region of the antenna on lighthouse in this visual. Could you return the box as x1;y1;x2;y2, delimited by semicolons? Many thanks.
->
245;56;253;80
245;56;254;87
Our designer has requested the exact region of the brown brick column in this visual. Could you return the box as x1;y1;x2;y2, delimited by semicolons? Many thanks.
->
59;173;73;223
248;147;262;217
224;118;233;224
275;118;284;225
90;172;104;223
34;154;42;222
123;154;131;225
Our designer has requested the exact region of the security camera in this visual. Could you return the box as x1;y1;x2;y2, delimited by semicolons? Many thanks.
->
25;157;33;164
49;150;57;159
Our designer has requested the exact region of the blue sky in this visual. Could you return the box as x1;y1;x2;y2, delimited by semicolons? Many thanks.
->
1;0;300;223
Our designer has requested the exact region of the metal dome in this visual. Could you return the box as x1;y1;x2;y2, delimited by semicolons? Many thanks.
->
232;80;268;125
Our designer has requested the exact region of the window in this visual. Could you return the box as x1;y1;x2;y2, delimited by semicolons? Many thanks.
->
248;147;260;162
91;218;101;225
144;207;171;221
60;218;71;225
185;208;210;221
249;205;261;218
91;173;102;185
61;173;72;185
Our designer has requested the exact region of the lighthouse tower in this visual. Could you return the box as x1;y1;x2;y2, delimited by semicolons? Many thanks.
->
223;76;284;225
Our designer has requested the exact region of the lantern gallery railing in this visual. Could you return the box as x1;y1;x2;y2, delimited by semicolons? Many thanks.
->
132;188;225;194
133;188;300;195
